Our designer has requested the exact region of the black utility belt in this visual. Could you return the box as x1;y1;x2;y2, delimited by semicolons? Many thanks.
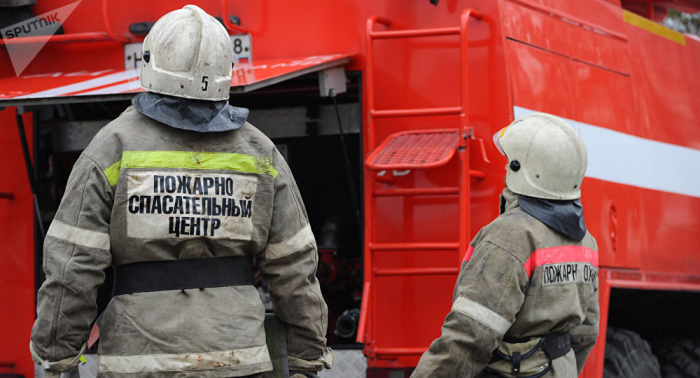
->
487;332;571;378
112;256;255;296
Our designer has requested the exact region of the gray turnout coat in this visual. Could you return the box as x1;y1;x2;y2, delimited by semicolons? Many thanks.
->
412;189;599;378
30;106;330;377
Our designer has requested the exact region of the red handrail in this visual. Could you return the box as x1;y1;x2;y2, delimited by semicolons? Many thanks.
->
356;282;371;343
373;267;460;276
459;9;482;131
458;9;482;263
374;348;427;356
370;26;460;39
0;192;14;200
365;15;390;150
374;187;460;197
369;242;460;251
362;15;390;353
221;0;249;34
0;32;115;45
370;107;461;118
101;0;129;42
470;169;487;179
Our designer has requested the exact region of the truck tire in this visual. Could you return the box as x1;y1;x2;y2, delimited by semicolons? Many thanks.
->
653;339;700;378
604;327;661;378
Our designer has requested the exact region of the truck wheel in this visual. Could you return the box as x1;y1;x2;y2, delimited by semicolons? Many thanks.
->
603;327;661;378
653;339;700;378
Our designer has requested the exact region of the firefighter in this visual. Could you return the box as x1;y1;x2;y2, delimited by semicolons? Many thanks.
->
29;5;332;378
412;113;599;378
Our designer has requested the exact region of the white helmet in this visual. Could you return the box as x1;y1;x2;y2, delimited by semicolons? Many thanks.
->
140;5;233;101
493;113;588;200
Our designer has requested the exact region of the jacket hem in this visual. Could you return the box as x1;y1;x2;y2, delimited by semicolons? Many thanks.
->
96;361;272;377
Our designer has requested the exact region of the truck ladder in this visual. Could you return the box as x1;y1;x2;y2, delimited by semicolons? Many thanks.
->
358;9;484;362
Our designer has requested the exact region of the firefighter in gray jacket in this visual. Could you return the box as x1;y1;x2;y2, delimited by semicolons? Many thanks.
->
30;5;332;378
412;113;599;378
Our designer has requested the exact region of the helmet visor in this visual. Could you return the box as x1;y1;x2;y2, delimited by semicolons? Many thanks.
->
493;128;506;156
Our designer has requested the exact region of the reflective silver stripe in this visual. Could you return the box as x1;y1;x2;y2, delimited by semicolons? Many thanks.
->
514;106;700;198
97;345;270;374
452;297;513;335
264;224;315;260
46;220;110;250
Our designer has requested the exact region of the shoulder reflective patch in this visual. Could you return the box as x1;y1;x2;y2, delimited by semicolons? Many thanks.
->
103;159;121;187
126;171;257;240
104;151;279;186
463;245;475;262
523;246;598;278
46;220;110;250
452;297;513;335
97;345;270;374
264;224;315;260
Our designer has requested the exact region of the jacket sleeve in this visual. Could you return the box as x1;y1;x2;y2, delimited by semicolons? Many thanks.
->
569;277;600;374
411;241;529;378
257;149;331;369
30;153;113;369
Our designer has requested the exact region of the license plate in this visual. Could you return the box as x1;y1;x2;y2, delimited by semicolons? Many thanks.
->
124;34;253;71
230;34;252;64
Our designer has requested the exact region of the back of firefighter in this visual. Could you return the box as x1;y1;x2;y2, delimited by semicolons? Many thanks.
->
29;5;332;378
412;113;599;378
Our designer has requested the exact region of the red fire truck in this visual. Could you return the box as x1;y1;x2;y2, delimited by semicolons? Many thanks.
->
1;1;699;377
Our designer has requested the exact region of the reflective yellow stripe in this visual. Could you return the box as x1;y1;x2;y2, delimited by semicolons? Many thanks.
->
103;151;279;186
623;10;686;45
103;160;122;187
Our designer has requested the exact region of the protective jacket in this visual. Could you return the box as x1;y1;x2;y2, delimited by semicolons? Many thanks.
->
412;189;599;378
31;105;330;377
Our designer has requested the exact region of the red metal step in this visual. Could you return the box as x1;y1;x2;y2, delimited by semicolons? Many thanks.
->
366;129;460;170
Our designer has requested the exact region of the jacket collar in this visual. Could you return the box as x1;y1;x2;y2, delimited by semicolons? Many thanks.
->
499;187;587;241
132;92;249;133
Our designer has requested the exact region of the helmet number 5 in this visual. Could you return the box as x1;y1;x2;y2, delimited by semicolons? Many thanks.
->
202;76;209;91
